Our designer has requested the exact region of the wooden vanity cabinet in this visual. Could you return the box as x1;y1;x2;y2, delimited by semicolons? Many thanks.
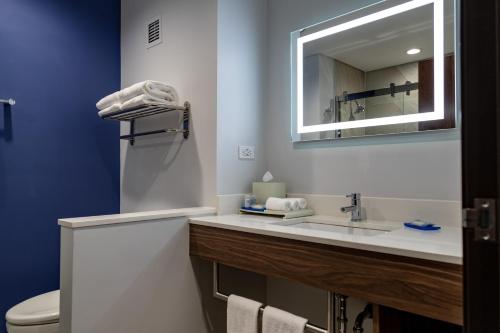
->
189;224;463;327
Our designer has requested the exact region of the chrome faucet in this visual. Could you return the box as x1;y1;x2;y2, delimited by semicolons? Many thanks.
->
341;193;362;222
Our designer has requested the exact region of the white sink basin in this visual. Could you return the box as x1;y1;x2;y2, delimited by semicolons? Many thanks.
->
275;219;399;237
287;222;386;236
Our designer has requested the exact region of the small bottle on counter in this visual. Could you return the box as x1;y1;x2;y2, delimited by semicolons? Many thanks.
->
243;194;253;208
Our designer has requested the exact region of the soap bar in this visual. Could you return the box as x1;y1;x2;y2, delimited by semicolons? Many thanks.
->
404;220;441;231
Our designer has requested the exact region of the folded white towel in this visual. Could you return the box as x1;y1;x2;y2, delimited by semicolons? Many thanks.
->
97;94;177;118
286;198;308;210
262;306;307;333
96;80;179;110
119;80;178;104
227;295;263;333
96;91;120;110
120;94;175;111
266;197;292;212
97;103;121;118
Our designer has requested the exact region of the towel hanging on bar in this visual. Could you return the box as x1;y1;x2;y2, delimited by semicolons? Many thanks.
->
212;262;331;333
227;295;262;333
262;306;308;333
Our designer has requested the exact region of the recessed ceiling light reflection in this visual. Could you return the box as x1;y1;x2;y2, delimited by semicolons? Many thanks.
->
406;48;421;55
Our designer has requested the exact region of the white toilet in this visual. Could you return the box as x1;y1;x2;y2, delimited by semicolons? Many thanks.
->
5;290;60;333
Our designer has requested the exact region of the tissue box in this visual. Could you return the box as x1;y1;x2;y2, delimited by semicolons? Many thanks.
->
252;182;286;204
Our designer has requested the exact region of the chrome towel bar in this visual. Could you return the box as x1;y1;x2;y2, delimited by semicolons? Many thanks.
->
0;98;15;106
212;262;335;333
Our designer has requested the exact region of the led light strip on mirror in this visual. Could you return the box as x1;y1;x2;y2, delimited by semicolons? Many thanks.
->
296;0;444;134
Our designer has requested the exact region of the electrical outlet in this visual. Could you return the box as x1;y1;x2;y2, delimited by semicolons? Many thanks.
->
239;145;255;160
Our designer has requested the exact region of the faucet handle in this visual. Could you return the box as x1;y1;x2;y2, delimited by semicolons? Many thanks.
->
346;193;360;199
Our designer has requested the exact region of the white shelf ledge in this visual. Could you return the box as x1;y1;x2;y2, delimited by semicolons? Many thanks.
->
59;207;216;229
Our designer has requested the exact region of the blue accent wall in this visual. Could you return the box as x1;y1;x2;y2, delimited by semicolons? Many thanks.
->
0;0;120;329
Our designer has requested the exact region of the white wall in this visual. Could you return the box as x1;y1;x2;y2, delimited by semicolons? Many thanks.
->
217;0;268;194
121;0;218;211
121;0;268;206
119;0;462;212
60;217;209;333
265;0;461;201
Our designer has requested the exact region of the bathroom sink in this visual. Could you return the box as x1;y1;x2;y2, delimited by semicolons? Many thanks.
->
275;220;398;236
288;222;386;236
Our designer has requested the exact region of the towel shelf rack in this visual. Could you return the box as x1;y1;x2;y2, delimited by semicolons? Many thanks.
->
101;101;190;146
213;262;335;333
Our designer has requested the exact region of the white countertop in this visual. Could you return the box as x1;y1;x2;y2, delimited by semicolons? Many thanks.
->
189;214;462;265
59;207;216;228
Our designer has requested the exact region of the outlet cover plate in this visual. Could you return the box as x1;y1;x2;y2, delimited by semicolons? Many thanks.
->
239;145;255;160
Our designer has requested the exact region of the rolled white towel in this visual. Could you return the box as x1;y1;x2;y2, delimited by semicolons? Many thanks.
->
265;197;292;212
286;198;308;210
284;199;300;211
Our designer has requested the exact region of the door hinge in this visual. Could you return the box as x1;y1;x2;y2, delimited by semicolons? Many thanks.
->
463;198;496;242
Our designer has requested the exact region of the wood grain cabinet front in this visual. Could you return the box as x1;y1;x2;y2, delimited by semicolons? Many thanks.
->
189;224;463;326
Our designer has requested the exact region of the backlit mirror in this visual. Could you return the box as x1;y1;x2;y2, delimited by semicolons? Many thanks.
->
291;0;456;141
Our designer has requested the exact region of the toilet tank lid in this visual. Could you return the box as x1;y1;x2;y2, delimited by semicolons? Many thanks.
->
6;290;59;325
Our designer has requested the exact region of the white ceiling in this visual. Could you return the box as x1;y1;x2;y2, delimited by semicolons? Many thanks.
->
303;3;455;72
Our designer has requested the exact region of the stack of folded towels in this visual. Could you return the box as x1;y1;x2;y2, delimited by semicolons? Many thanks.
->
96;80;179;118
265;197;308;212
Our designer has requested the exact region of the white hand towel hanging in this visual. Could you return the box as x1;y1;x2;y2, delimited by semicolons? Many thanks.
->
262;306;308;333
227;295;263;333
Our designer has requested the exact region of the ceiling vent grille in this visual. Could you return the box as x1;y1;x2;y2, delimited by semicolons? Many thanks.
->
147;17;162;48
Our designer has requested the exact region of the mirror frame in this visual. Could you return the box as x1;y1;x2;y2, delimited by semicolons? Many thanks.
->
291;0;449;139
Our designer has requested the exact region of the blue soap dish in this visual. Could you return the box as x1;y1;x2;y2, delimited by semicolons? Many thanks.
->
241;206;266;212
404;220;441;231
